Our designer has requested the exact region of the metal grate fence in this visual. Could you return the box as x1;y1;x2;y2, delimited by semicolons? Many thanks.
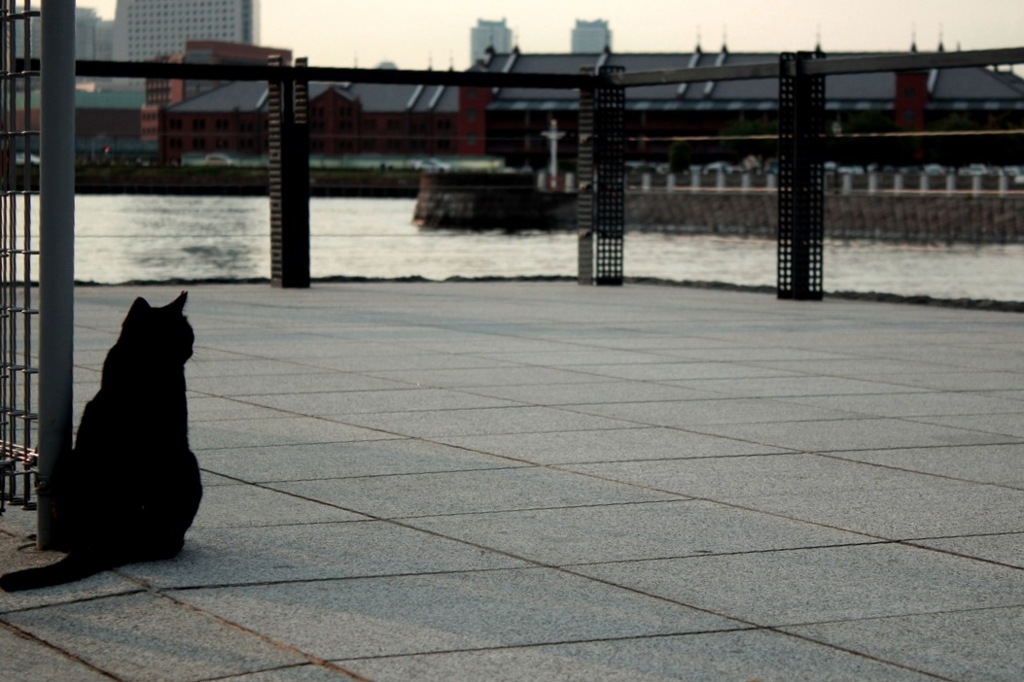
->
0;0;39;515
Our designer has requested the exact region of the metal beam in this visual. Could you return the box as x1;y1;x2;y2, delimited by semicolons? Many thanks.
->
18;45;1017;92
64;59;596;90
798;47;1024;76
613;61;780;87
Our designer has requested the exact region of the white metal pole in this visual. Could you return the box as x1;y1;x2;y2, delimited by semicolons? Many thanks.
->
37;0;76;549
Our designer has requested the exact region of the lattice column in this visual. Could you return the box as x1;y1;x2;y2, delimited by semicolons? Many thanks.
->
268;56;310;288
576;68;595;285
777;51;825;300
1;0;49;523
594;65;625;286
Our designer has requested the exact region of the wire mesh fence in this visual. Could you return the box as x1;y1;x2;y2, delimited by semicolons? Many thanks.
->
0;0;39;515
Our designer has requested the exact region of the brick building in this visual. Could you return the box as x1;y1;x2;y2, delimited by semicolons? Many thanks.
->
150;47;1024;167
157;79;462;165
142;41;292;146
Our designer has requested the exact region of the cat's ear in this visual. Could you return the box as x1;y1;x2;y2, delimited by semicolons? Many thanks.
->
169;291;188;314
127;297;151;318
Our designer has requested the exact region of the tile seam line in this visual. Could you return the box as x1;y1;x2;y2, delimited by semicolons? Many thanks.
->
0;619;124;680
110;579;374;682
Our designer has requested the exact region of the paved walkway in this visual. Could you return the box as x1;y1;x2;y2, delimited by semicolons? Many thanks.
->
2;282;1023;681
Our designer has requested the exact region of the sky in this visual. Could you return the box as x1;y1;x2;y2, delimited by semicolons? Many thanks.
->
82;0;1024;71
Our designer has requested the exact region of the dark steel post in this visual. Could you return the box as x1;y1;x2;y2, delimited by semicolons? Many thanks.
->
37;0;75;547
268;56;310;288
777;51;825;300
594;65;625;286
577;67;595;285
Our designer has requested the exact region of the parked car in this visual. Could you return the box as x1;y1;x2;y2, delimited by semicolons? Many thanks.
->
701;161;739;174
412;158;451;172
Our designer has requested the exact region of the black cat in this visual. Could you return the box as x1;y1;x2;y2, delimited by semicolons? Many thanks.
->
1;292;202;592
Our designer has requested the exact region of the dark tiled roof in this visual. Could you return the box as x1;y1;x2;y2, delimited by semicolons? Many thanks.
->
167;80;460;114
481;49;1024;112
167;49;1024;115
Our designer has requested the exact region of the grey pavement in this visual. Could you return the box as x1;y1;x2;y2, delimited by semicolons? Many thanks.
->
2;281;1023;681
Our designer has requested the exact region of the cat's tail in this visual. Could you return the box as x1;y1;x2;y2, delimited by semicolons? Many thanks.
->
0;551;107;592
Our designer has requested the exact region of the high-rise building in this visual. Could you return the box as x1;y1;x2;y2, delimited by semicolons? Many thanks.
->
77;8;102;61
470;18;512;65
571;19;611;53
113;0;260;61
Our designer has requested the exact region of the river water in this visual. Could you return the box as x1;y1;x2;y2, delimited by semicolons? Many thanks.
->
62;195;1024;301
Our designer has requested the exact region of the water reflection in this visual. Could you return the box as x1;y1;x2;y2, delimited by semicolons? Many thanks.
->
65;195;1024;302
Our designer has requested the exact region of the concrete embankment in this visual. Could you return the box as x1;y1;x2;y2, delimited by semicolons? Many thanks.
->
627;191;1024;244
415;173;1024;244
414;172;575;230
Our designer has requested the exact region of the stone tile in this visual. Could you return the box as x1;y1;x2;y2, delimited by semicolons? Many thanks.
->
566;361;799;382
693;417;1011;452
177;568;738;660
361;366;609;388
188;395;292;422
458;380;724;406
912;533;1024;569
122;522;528;588
3;592;311;680
232;388;517;417
785;606;1024;682
468;348;674;367
871;371;1024;392
404;499;869;566
344;630;935;681
568;397;862;427
269;467;679;519
778;390;1024;419
667;375;928;398
0;624;114;681
190;416;394;450
576;544;1024;626
198;439;522;483
909;413;1024;439
192;483;368;528
827;444;1024;487
217;664;367;681
437;427;792;465
337;405;635;438
569;454;1024;538
188;372;410;397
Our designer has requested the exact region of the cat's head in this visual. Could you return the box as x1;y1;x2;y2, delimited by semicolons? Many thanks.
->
122;291;194;364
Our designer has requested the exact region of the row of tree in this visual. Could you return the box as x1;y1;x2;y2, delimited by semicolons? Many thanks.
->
668;113;1024;172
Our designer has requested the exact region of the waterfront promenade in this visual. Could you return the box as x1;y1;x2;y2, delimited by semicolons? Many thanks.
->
2;281;1023;680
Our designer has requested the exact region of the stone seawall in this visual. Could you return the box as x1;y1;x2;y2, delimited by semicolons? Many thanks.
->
630;191;1024;244
415;174;1024;244
414;173;575;230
